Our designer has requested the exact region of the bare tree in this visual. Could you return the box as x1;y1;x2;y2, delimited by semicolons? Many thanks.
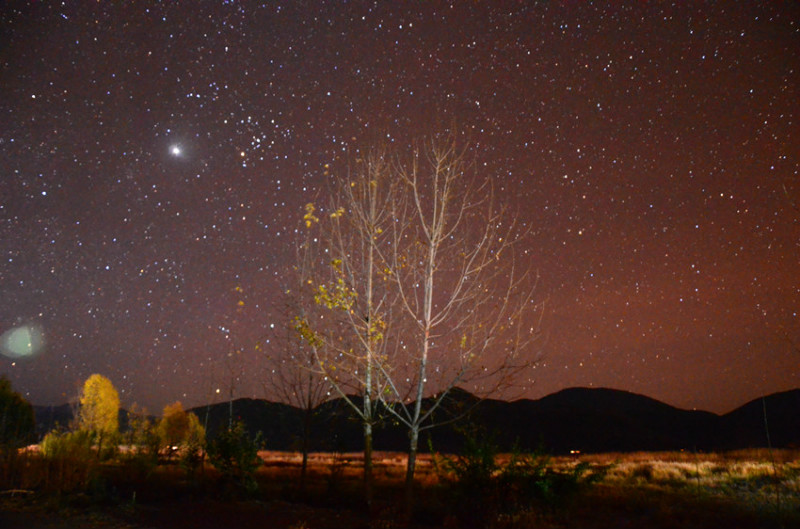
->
259;272;332;491
222;342;245;430
379;136;542;507
292;150;398;505
294;136;542;508
218;285;249;430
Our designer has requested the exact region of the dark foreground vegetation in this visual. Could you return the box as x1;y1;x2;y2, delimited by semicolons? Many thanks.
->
2;441;800;529
4;377;800;527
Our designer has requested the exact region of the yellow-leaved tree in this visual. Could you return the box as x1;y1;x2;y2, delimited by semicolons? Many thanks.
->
158;401;205;461
78;373;120;456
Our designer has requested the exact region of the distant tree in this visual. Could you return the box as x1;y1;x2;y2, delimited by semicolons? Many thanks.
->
157;401;205;460
158;401;190;455
125;403;160;467
78;373;120;456
0;376;35;448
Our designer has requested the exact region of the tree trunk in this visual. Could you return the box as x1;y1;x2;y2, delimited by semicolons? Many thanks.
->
301;406;312;493
364;420;374;506
228;397;233;430
404;425;420;515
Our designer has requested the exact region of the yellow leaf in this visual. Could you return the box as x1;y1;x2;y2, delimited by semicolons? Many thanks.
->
303;203;319;226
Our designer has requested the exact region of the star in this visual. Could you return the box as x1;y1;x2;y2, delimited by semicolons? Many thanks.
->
0;1;796;415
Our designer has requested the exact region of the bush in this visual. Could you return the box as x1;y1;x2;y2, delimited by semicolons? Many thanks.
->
432;431;503;528
433;430;608;528
40;429;99;493
207;421;263;495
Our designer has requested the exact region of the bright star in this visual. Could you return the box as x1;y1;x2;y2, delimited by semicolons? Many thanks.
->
170;145;182;156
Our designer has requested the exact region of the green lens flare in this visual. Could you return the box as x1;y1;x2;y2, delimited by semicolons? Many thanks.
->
1;325;45;359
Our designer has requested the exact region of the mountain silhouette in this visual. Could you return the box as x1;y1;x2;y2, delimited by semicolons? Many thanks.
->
33;387;800;454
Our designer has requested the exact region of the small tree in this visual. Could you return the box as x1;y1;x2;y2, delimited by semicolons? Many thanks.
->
207;421;262;495
123;404;160;479
78;374;120;457
259;232;336;492
259;318;330;492
126;404;159;455
158;401;190;458
157;401;205;466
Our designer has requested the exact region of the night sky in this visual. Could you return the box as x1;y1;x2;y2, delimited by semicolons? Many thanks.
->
1;2;798;415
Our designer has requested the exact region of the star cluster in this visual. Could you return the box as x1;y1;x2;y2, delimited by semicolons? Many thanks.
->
1;2;797;413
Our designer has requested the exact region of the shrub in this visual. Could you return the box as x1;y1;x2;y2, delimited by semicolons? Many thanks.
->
40;429;98;493
631;462;654;481
207;421;263;495
433;430;608;528
432;431;504;528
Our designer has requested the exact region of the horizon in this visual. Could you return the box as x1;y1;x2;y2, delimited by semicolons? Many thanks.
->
27;384;800;418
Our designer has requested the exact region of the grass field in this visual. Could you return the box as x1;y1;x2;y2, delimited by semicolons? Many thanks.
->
2;448;800;528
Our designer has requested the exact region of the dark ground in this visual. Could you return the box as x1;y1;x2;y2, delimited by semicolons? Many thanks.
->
3;451;799;529
2;487;797;529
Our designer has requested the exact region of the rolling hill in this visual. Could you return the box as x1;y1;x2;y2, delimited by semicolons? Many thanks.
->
33;387;800;454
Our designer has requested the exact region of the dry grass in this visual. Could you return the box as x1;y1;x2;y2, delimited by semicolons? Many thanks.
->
3;447;800;528
249;449;800;527
562;448;800;523
253;448;800;496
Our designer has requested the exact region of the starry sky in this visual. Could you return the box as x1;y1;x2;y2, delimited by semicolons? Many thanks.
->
1;1;798;415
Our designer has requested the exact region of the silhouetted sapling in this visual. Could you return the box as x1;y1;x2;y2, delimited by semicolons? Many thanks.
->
207;421;263;495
